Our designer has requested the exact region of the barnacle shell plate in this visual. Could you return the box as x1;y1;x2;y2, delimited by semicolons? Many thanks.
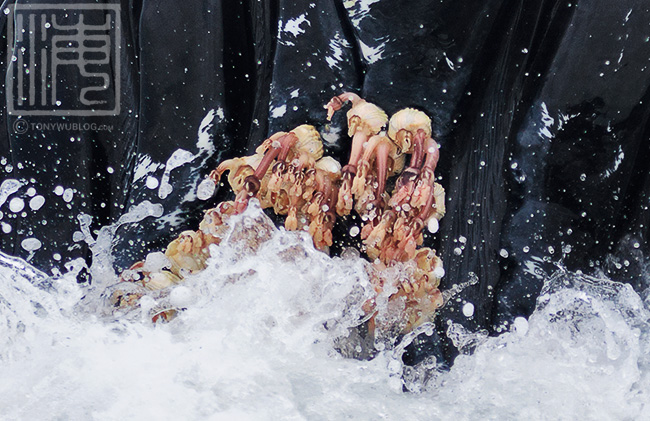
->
347;102;388;135
292;124;324;161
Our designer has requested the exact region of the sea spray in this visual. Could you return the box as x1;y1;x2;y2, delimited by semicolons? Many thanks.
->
74;201;164;300
2;202;650;417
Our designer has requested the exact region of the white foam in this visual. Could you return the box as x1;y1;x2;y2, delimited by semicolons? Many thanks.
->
270;104;287;118
158;149;196;200
133;154;163;183
0;179;23;207
283;13;310;37
0;209;648;419
358;38;386;64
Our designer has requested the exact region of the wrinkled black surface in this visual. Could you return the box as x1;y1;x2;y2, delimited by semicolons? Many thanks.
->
2;0;650;365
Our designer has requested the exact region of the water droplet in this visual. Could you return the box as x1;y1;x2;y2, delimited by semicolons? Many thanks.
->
9;197;24;212
349;226;360;237
499;249;509;258
513;317;529;335
454;247;463;255
523;246;530;253
462;302;474;317
62;188;74;203
196;178;216;200
21;237;42;251
53;185;64;196
580;173;586;181
146;176;159;189
427;218;439;233
158;183;172;198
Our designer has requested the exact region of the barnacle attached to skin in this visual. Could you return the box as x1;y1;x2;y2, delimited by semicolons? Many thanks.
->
388;108;433;209
333;106;447;335
305;156;342;251
198;200;238;238
358;108;446;265
113;95;448;339
102;281;148;312
363;247;445;338
324;92;389;216
265;125;324;217
352;133;406;235
119;260;182;291
165;229;219;276
204;153;270;207
387;108;432;155
110;201;239;322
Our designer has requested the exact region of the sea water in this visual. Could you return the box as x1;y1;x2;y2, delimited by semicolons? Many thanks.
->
1;203;649;420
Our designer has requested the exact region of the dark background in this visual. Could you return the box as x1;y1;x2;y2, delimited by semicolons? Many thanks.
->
2;0;650;363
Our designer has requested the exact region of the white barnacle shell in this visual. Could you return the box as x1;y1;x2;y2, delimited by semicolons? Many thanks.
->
144;271;182;291
218;157;256;193
314;156;342;175
102;281;147;311
414;247;445;288
432;183;446;219
347;101;388;136
291;124;324;161
388;108;432;153
215;154;263;193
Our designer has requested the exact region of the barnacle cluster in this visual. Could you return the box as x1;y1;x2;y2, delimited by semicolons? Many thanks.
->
110;93;446;336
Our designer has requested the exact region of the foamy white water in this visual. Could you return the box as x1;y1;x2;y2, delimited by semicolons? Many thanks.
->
1;204;650;420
